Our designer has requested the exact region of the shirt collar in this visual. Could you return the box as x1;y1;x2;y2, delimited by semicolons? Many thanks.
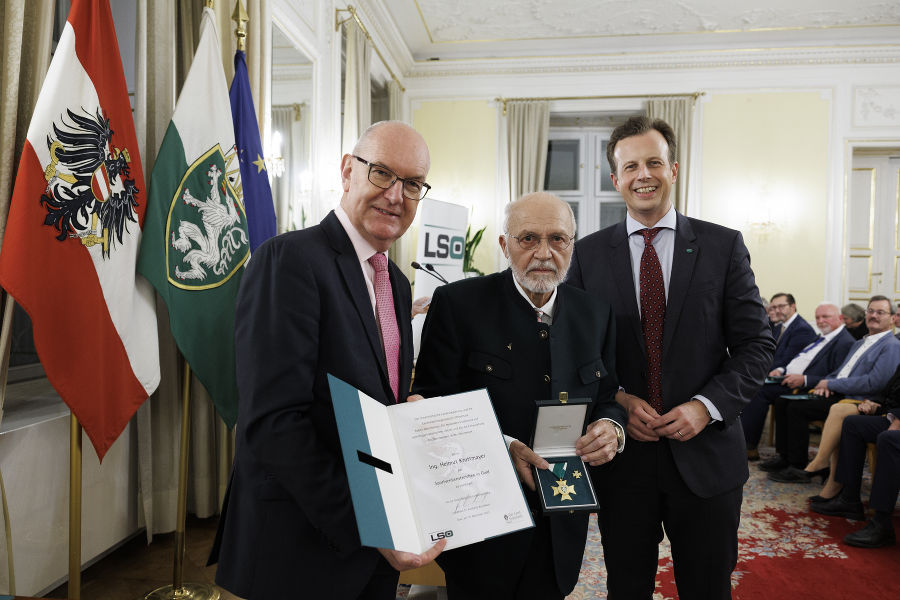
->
335;205;380;263
864;329;892;344
822;323;845;342
511;274;558;317
626;205;677;237
782;312;799;329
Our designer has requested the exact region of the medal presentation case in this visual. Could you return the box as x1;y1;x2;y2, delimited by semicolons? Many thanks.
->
531;394;598;512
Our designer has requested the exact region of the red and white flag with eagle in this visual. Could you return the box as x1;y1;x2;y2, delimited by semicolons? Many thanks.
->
0;0;160;460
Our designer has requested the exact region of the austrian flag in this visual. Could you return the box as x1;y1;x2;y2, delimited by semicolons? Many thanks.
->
0;0;160;460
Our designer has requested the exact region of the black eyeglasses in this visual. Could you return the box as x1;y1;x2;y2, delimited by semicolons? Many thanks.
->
507;233;574;251
352;155;431;201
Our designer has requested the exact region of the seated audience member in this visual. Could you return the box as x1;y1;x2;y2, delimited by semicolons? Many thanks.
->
765;298;780;335
802;361;900;501
842;302;868;340
894;302;900;339
810;408;900;548
744;293;816;459
750;303;854;465
768;293;818;369
766;295;900;484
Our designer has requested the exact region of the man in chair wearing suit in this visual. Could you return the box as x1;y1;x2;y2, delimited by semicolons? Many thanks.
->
210;121;444;599
743;293;818;457
414;192;626;600
755;302;854;474
567;116;775;599
766;295;900;483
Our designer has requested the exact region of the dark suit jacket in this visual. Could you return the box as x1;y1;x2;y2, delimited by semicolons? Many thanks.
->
771;315;817;370
567;213;775;498
872;363;900;412
799;327;855;380
413;270;625;596
210;211;414;599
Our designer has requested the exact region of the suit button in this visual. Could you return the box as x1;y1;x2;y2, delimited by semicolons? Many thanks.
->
543;374;550;383
539;330;548;340
486;364;494;373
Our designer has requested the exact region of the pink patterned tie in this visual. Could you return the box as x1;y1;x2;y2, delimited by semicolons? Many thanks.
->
368;253;400;401
640;228;665;413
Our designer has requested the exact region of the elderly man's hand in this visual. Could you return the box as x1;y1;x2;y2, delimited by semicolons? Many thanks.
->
782;373;806;389
575;419;620;466
412;296;431;318
811;380;832;397
509;439;549;491
378;540;446;571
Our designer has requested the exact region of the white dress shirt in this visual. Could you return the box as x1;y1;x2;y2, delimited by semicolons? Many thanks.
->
624;207;722;422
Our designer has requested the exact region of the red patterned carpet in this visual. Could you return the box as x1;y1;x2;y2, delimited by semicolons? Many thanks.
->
569;462;899;599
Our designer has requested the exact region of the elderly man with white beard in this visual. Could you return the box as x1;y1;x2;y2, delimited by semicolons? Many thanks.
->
413;192;626;600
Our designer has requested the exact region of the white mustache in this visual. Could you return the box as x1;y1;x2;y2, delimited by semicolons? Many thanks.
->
527;260;557;274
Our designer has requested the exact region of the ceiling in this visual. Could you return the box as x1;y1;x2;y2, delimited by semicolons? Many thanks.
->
376;0;900;63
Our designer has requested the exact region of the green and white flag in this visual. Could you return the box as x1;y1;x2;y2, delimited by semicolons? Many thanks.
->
138;6;248;428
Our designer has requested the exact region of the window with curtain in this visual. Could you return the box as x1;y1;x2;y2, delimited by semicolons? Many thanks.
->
544;125;628;238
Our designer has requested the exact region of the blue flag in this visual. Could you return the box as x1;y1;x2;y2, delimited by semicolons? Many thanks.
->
230;49;277;252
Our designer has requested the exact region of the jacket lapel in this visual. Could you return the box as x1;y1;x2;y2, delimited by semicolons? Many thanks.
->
806;335;835;372
322;212;390;392
608;222;644;353
662;213;698;359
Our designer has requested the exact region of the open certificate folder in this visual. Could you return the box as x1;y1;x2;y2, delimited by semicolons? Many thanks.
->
328;375;533;553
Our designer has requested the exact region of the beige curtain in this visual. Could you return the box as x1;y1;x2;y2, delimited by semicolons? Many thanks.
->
0;0;55;246
388;80;403;122
506;101;550;204
647;98;694;214
271;105;294;232
341;21;372;154
134;0;269;541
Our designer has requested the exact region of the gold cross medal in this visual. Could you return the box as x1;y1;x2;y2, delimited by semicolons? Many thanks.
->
550;462;575;501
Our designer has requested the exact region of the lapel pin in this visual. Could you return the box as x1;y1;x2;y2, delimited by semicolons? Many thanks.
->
686;248;695;253
507;343;512;350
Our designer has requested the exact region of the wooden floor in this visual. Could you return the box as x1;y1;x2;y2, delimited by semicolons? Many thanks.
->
42;515;237;600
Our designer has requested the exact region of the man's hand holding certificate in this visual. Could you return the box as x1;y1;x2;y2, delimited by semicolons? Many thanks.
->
328;375;533;554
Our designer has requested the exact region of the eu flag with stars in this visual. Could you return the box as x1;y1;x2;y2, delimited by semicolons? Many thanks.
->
230;49;276;252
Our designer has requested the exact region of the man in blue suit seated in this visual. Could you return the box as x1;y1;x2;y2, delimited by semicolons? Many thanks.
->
751;302;854;467
767;295;900;483
743;293;818;458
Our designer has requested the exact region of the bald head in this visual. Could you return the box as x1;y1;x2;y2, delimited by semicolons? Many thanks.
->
499;192;576;307
503;192;576;236
339;120;431;252
353;121;431;173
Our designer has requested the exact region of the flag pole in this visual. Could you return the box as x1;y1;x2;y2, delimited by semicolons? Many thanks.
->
69;414;82;600
145;360;219;600
0;292;17;594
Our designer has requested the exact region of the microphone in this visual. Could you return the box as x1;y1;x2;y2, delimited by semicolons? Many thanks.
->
411;261;448;285
423;263;450;284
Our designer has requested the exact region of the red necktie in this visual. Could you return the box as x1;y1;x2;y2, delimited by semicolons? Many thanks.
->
639;228;665;413
368;253;400;402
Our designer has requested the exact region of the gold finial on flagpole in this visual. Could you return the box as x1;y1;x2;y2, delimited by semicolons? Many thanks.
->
232;0;249;52
205;0;214;8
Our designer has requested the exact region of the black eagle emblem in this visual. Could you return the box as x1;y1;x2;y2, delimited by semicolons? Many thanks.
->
40;107;139;258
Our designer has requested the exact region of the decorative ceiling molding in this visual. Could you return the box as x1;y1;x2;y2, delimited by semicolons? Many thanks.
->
403;45;900;78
